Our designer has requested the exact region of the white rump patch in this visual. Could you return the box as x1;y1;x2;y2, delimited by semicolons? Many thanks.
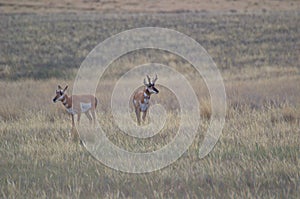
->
80;102;92;113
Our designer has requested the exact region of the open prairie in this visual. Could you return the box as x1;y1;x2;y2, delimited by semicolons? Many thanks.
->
0;1;299;198
0;0;299;13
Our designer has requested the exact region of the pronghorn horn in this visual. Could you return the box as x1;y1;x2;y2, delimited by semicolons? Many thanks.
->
58;85;62;89
63;85;68;92
144;78;148;86
146;75;151;84
152;74;158;84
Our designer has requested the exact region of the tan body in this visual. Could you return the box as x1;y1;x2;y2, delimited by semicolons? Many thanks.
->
133;75;159;125
62;94;97;127
53;85;98;140
133;89;151;125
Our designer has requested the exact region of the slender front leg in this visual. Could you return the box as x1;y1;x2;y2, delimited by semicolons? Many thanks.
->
71;114;75;128
70;114;78;141
135;108;141;125
77;113;81;125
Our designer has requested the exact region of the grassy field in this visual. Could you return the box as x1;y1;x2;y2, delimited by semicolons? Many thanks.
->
0;0;299;13
1;12;299;79
0;9;299;199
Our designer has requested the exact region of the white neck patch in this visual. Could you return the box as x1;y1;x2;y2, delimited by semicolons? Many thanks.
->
57;94;65;101
144;92;149;97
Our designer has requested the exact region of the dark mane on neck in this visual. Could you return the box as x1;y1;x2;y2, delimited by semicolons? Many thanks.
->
144;88;151;96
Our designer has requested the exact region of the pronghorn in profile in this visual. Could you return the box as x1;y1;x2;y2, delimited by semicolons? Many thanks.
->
133;75;159;125
52;85;98;131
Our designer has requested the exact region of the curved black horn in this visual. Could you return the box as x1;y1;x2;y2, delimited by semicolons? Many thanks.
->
152;74;158;83
146;75;151;84
144;78;148;86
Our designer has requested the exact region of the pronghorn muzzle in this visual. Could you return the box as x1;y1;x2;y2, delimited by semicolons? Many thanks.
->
151;86;159;94
53;93;64;103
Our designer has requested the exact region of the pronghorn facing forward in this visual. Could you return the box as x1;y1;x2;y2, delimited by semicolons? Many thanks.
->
52;85;98;131
133;75;159;125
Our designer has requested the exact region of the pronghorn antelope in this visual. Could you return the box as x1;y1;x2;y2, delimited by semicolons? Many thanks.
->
133;75;159;125
52;85;98;131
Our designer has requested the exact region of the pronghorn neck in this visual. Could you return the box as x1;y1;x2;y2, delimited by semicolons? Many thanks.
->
61;94;72;109
144;88;151;99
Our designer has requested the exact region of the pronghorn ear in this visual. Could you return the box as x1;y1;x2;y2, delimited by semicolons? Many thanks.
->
58;85;62;89
63;85;68;92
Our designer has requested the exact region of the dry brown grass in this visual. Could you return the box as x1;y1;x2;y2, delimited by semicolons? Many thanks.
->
0;6;299;198
0;65;299;198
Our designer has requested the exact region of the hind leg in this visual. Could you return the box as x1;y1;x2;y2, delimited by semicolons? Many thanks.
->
142;110;147;122
91;109;96;127
77;113;81;126
85;111;93;125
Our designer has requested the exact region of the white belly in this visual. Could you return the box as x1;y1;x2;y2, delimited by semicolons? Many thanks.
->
140;103;149;112
66;108;76;115
66;103;92;115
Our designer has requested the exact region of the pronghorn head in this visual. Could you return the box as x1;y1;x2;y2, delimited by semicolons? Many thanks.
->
53;85;68;103
144;75;159;94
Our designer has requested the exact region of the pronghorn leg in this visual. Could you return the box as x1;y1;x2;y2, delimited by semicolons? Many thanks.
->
142;110;147;122
135;108;141;125
91;110;96;127
85;111;93;124
77;113;81;126
70;114;78;142
71;114;75;128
